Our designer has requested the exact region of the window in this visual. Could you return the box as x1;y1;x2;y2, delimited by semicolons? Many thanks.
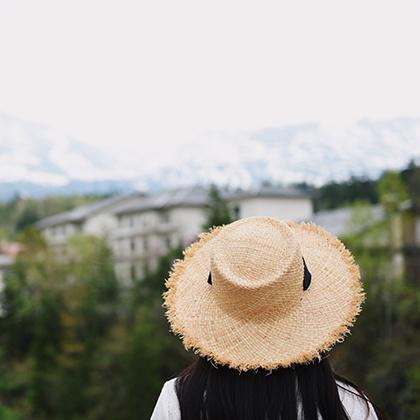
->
165;236;171;249
233;205;241;220
130;239;136;253
160;210;170;223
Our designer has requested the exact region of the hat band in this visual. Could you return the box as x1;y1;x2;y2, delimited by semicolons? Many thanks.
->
302;257;311;290
207;256;312;291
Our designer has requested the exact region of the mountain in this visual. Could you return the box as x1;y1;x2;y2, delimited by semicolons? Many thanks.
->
0;113;419;200
0;114;135;199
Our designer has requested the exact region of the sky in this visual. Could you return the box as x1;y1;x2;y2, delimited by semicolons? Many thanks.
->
0;0;420;155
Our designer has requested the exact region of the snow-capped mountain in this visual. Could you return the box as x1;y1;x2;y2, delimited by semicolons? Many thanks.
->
1;113;419;200
0;114;136;199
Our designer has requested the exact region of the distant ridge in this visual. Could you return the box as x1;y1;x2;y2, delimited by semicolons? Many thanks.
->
0;113;419;200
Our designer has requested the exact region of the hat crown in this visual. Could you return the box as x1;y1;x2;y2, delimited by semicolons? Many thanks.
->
210;217;305;317
164;215;364;371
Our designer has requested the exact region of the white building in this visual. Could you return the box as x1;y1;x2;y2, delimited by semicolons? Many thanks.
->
37;185;313;285
36;193;144;256
111;186;209;283
111;185;313;284
225;186;313;221
35;186;420;285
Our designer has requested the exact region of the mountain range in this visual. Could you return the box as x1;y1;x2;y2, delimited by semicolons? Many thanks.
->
1;113;419;200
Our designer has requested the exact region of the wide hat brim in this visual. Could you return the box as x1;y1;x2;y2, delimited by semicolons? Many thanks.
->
163;219;365;371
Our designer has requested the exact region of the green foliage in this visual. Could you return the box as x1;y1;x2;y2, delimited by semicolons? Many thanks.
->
0;229;120;419
0;405;22;420
378;170;409;214
202;184;233;230
401;160;420;208
313;160;420;212
333;248;420;419
314;176;379;211
0;227;188;419
87;243;189;420
0;194;104;240
330;174;420;420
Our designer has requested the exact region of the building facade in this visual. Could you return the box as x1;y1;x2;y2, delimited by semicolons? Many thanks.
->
36;193;144;257
37;185;313;285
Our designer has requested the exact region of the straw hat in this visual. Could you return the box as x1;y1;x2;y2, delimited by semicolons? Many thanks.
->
163;216;364;372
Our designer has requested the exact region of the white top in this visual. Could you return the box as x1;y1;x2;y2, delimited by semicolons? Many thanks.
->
150;377;379;420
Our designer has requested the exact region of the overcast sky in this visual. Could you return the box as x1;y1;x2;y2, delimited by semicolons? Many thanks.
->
0;0;419;154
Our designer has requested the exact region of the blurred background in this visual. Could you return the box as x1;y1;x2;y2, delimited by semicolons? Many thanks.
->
0;1;419;419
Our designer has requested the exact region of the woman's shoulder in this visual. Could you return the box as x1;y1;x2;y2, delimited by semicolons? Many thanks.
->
150;378;180;420
162;377;177;390
336;379;379;420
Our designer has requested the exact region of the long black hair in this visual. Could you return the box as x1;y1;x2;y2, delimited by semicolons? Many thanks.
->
175;356;386;420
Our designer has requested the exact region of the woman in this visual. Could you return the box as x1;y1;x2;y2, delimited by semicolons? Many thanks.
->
151;217;386;419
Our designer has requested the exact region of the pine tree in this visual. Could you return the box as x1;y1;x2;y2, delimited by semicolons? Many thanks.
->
202;184;233;230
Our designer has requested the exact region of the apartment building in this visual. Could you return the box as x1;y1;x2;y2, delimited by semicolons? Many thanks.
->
36;192;144;255
111;185;313;284
37;185;313;284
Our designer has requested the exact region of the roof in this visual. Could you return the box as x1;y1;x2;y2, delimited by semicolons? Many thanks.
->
224;185;311;201
312;204;384;237
114;185;210;215
0;242;23;268
36;192;144;229
35;185;312;224
0;242;24;257
115;185;311;216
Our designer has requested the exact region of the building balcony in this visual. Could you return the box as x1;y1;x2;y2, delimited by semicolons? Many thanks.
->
111;221;178;239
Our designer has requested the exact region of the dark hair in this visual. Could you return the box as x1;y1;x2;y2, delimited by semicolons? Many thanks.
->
175;356;386;420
